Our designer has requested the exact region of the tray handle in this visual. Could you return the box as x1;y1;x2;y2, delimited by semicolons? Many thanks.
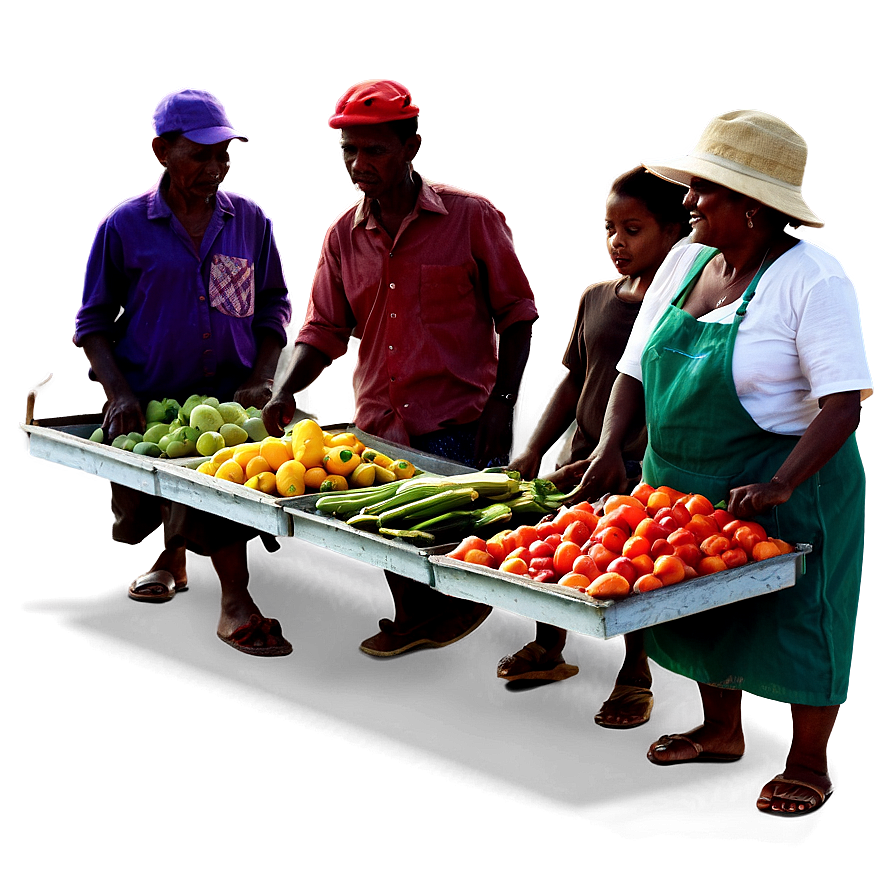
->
25;374;53;425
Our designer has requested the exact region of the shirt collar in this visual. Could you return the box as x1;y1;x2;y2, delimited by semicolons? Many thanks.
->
352;174;448;230
147;174;235;220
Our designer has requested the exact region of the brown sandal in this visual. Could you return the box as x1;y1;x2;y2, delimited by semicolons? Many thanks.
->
757;774;833;816
496;641;579;682
594;684;654;729
647;732;744;765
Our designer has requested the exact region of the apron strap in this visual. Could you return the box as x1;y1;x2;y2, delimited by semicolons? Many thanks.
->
735;256;777;317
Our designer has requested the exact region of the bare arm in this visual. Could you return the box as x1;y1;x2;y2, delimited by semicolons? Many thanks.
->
475;320;533;466
233;332;284;411
80;333;144;441
728;390;862;518
508;371;579;479
262;342;332;436
568;372;646;501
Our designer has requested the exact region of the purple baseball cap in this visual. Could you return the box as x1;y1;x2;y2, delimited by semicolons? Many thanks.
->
153;89;248;144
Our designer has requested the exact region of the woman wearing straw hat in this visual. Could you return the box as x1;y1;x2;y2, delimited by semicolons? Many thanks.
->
575;110;872;815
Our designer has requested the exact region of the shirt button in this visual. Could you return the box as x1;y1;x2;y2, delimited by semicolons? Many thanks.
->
199;295;206;302
202;333;210;339
390;313;396;319
389;283;396;289
403;403;409;408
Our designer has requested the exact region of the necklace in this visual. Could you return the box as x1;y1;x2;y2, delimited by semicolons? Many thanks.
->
714;247;771;308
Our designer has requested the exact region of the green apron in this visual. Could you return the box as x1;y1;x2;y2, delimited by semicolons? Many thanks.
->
640;246;864;706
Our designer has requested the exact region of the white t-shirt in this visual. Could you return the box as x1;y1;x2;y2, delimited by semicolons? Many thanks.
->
617;241;873;436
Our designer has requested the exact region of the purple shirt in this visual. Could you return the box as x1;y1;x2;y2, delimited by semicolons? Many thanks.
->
75;178;290;402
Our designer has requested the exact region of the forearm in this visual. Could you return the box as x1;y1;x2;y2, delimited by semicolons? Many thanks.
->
728;391;862;518
246;332;285;384
272;342;331;398
491;320;533;400
522;372;580;459
591;373;646;461
80;333;136;404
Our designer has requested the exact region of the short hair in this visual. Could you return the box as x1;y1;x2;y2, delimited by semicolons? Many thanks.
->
611;166;691;239
385;116;418;144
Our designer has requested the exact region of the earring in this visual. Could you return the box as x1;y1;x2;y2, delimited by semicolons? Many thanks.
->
746;209;756;229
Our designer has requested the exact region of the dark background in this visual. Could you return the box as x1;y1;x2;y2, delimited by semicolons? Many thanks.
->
7;2;888;892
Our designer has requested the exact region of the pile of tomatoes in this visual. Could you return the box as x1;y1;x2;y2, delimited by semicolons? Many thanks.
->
447;482;795;599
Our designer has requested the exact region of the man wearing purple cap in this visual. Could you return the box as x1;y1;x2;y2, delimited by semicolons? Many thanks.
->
75;89;293;657
265;79;538;657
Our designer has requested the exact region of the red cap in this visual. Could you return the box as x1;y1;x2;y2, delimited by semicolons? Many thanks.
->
328;79;419;128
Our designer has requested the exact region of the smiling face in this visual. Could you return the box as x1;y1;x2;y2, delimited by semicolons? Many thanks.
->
683;177;756;248
339;123;420;201
605;193;680;280
153;135;231;205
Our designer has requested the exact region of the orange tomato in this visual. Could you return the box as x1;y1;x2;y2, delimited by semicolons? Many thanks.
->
674;542;704;568
557;572;591;591
499;557;528;576
650;538;674;559
653;554;686;585
516;525;540;547
634;574;664;593
561;519;591;546
769;538;794;555
634;517;668;544
685;513;719;542
571;554;599;582
697;555;728;576
656;485;687;503
586;572;632;598
465;549;496;568
553;541;583;575
752;541;782;561
598;525;628;555
506;545;532;566
646;490;672;515
630;552;656;577
684;493;715;516
630;481;656;504
447;535;488;560
721;547;749;569
700;534;731;556
622;535;651;559
732;525;763;555
588;543;621;571
486;534;510;564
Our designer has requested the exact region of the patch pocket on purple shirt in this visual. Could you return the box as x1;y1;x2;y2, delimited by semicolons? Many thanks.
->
209;255;255;318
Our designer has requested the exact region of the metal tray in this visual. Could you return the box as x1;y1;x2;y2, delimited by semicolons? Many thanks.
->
23;416;474;540
428;545;812;639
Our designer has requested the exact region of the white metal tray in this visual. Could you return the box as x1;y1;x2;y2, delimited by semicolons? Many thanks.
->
428;545;812;639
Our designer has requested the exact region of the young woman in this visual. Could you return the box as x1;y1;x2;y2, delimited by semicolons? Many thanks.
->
499;167;689;730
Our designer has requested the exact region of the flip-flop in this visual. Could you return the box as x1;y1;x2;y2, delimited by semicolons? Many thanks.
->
218;614;293;657
757;774;833;816
496;641;579;682
647;732;744;765
594;684;654;729
128;570;182;603
359;605;492;658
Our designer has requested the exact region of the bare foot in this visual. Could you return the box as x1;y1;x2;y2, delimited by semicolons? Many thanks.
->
149;545;188;591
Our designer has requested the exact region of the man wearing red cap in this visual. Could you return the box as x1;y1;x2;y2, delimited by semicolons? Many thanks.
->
265;79;538;656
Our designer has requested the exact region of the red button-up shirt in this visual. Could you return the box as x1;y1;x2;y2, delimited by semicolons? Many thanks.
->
297;177;538;444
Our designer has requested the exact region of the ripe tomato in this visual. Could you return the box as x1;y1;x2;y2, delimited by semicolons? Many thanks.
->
447;535;488;560
700;534;731;556
650;538;675;559
499;557;528;575
646;490;672;515
752;541;782;561
553;540;583;575
598;525;628;555
622;535;652;559
544;533;563;549
668;527;697;547
588;543;621;571
558;572;591;591
684;493;715;516
586;572;632;598
607;556;638;587
528;556;555;572
572;554;599;582
634;574;664;593
721;547;748;569
516;525;539;547
506;546;531;566
732;526;762;554
653;554;686;585
528;539;554;558
634;517;668;544
697;555;728;576
630;552;656;577
561;519;591;546
669;501;693;527
685;513;719;542
630;481;656;504
713;508;736;529
535;519;561;540
673;542;704;568
464;549;496;568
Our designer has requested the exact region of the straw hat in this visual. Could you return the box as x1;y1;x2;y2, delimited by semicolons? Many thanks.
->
645;110;823;228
